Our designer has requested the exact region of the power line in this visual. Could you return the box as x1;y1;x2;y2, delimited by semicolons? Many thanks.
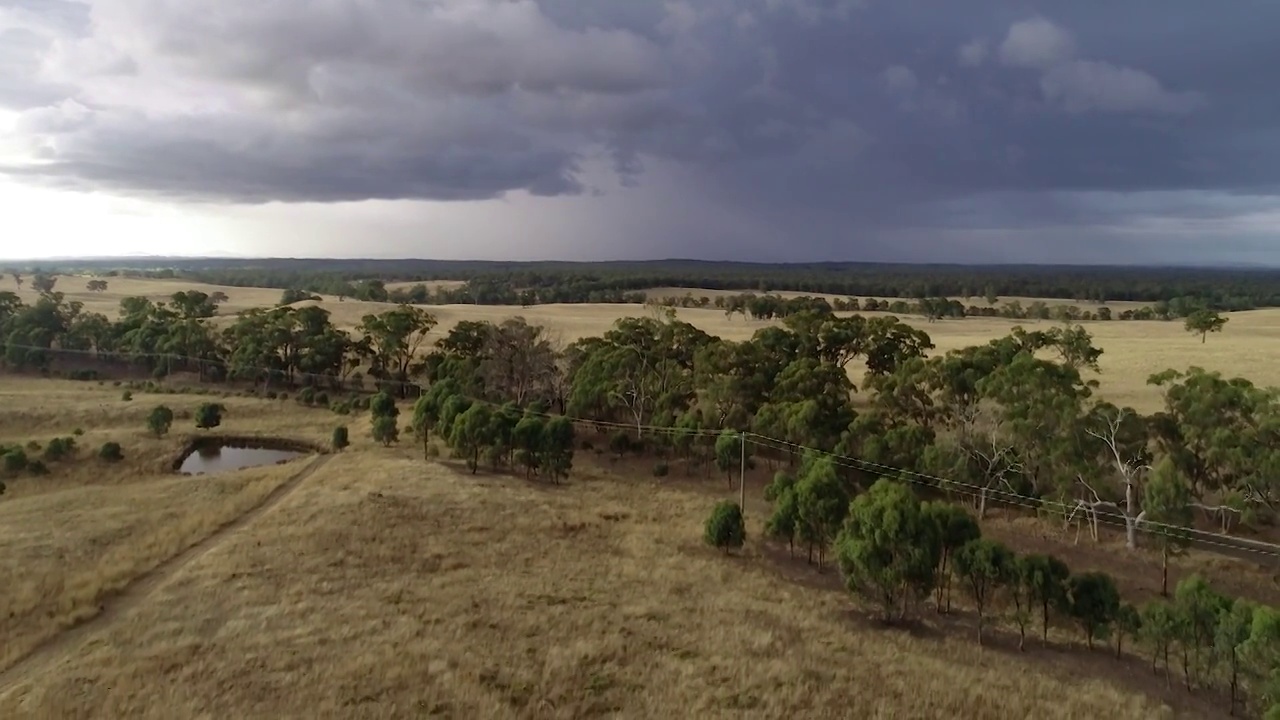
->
4;342;1277;558
742;434;1280;560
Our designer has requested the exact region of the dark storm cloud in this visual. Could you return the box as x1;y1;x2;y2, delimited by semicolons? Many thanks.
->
2;0;1280;259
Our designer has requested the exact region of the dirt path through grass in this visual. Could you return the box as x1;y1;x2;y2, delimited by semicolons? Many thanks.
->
0;453;332;698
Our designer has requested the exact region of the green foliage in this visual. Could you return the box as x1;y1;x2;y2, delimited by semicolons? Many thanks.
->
298;386;316;405
195;403;226;430
542;416;575;483
793;455;849;570
1173;575;1228;689
1144;457;1194;596
449;404;493;472
1113;603;1141;658
42;436;76;462
1244;605;1280;715
98;441;124;462
1183;309;1228;343
370;392;399;420
121;390;133;401
703;500;745;554
1019;554;1071;644
835;477;939;622
26;459;49;476
512;414;546;479
922;501;980;613
953;538;1015;644
608;430;632;457
331;426;349;451
147;405;174;437
713;430;750;488
1067;571;1120;649
3;448;29;475
371;416;399;447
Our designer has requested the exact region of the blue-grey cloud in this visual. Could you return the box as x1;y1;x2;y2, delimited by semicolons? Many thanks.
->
1;0;1279;262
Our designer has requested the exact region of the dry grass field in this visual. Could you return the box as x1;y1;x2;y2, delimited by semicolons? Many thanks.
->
1;274;1277;718
1;377;1255;719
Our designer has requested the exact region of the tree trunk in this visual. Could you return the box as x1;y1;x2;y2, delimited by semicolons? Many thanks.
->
1124;482;1138;549
1161;547;1169;597
1042;603;1051;644
1181;646;1191;690
976;609;984;645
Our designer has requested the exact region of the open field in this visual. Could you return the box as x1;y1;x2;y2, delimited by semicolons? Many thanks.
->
0;374;1276;717
4;274;1277;413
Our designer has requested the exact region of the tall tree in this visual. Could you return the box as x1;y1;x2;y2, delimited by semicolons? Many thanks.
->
1144;457;1194;597
953;538;1015;645
358;305;437;396
1183;309;1228;343
836;477;940;622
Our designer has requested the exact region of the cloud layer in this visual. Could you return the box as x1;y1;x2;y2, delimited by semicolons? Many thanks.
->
2;0;1280;262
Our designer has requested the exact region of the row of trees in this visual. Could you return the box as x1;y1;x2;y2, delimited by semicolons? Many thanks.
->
3;283;1276;536
676;291;1232;326
0;287;438;397
21;258;1280;310
740;466;1278;715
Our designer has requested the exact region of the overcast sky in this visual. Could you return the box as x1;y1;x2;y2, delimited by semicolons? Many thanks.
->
2;0;1279;264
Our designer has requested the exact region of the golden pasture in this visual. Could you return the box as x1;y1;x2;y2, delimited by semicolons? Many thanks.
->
1;263;1275;715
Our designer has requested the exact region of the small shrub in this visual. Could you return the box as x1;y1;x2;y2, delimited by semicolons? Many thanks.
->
371;416;399;446
147;405;174;437
265;391;278;400
26;460;49;476
315;392;330;408
3;449;28;475
68;369;99;381
425;443;440;459
42;437;76;462
195;403;226;430
112;380;122;387
652;462;670;478
121;390;133;401
580;440;594;451
331;401;351;416
704;500;746;554
331;426;349;452
26;441;40;451
99;442;124;462
298;387;316;406
608;430;632;457
151;366;168;380
73;428;84;436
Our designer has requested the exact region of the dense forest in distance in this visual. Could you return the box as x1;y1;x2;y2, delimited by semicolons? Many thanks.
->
8;257;1280;311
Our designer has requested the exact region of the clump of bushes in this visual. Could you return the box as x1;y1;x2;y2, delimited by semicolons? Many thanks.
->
147;405;174;437
652;462;669;477
121;390;133;402
99;442;124;462
195;403;226;430
42;437;77;462
704;501;746;554
331;426;349;451
3;448;29;475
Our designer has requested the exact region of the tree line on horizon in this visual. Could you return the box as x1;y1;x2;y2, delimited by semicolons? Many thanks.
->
9;259;1280;313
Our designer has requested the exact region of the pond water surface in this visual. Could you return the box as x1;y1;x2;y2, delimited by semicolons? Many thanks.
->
178;444;306;475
